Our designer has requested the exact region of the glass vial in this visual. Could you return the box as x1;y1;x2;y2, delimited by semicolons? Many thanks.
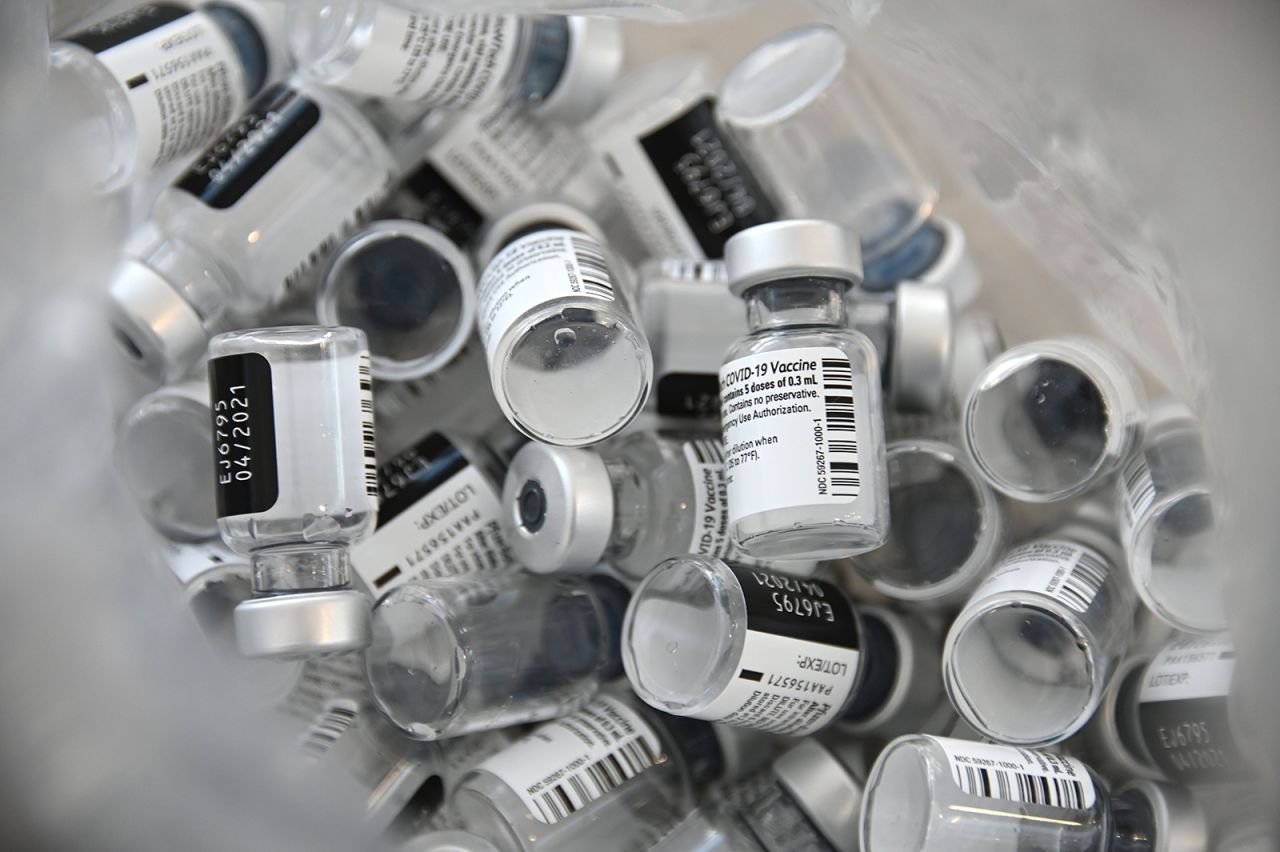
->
365;572;629;740
289;3;622;122
450;690;733;852
209;325;378;658
850;281;954;414
622;557;928;737
475;203;652;447
109;78;397;382
860;735;1206;852
318;219;476;382
719;219;889;560
716;25;936;264
848;439;1003;608
1117;401;1224;633
584;54;778;260
116;379;219;542
964;336;1147;502
943;502;1136;746
49;0;279;192
860;216;981;306
351;431;515;600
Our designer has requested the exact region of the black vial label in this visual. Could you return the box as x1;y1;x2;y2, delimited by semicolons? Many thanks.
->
1138;695;1245;784
209;352;278;517
376;432;470;526
65;2;191;54
729;565;859;651
656;372;721;419
640;99;777;258
176;84;320;209
402;160;486;248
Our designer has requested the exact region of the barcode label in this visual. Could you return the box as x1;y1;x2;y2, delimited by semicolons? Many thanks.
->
569;235;616;302
658;258;728;284
1120;453;1157;525
821;358;861;498
929;736;1096;810
1058;549;1107;613
358;354;378;499
686;438;724;466
298;699;359;759
476;695;665;825
970;540;1112;615
282;191;387;293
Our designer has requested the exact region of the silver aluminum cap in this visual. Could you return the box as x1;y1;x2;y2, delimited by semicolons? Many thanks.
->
501;441;614;574
915;217;981;309
536;17;624;124
108;259;208;381
233;590;372;658
1120;780;1208;852
772;739;862;852
891;281;953;413
475;200;606;270
725;220;863;297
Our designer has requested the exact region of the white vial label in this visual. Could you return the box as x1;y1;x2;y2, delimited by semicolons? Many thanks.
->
928;736;1097;809
277;653;369;720
67;4;245;172
681;440;770;568
720;348;861;522
691;567;860;736
477;229;616;366
324;9;517;109
476;695;664;824
970;540;1109;614
1140;633;1235;704
352;433;513;596
298;699;360;759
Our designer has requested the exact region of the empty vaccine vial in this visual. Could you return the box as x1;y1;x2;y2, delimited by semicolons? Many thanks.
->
49;0;284;192
652;739;864;852
964;337;1147;502
860;735;1206;852
585;54;779;260
943;502;1136;746
365;572;629;740
116;380;218;542
623;557;931;737
849;440;1002;608
350;431;514;599
209;326;378;658
475;203;652;447
850;281;954;414
719;219;889;560
1118;401;1224;633
451;690;747;851
716;25;936;265
318;220;476;382
288;3;622;121
109;79;397;382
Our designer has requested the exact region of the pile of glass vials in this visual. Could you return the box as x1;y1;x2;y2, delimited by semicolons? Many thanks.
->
73;2;1251;850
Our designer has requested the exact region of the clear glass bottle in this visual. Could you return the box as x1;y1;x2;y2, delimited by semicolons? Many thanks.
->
109;78;397;382
719;219;889;560
943;502;1136;746
318;219;476;382
860;735;1206;852
1117;401;1224;633
716;25;936;265
450;690;745;852
115;379;219;542
652;739;863;852
622;557;937;738
365;572;630;740
584;53;779;260
850;281;954;414
350;430;515;600
49;0;283;192
209;325;378;658
475;202;652;447
288;3;622;122
964;337;1147;502
848;439;1003;608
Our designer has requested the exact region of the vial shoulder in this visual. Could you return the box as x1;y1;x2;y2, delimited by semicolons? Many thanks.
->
723;326;880;370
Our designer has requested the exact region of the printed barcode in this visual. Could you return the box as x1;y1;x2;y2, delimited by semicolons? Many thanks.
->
1059;549;1107;613
686;439;725;466
954;763;1088;810
533;737;658;824
569;235;616;301
821;358;861;498
660;258;727;284
358;355;378;499
1121;454;1156;524
299;700;358;758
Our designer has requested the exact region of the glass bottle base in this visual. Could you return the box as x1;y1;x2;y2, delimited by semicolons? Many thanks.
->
734;511;887;561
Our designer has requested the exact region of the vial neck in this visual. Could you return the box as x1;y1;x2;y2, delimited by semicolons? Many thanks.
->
605;457;647;558
840;609;898;723
251;544;352;594
744;277;851;333
146;237;237;326
1107;789;1156;852
1112;664;1155;770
